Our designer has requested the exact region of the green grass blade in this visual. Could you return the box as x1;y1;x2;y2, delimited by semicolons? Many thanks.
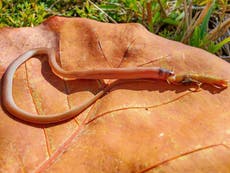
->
199;0;215;39
209;37;230;53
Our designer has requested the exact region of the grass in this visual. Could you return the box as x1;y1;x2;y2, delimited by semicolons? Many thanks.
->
0;0;229;60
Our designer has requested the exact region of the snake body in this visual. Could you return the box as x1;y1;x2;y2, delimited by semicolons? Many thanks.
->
1;48;174;124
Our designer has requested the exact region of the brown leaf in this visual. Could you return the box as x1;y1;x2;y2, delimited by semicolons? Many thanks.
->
0;16;230;173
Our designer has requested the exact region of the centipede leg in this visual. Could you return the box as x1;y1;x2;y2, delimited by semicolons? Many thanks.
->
182;78;202;92
212;84;227;90
187;83;201;92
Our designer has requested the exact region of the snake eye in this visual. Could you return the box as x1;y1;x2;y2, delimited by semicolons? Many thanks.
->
159;68;174;77
165;70;174;77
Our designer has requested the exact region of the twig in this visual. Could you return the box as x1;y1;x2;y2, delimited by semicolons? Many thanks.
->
88;0;117;23
188;1;193;25
208;18;230;40
146;1;153;31
157;0;167;17
181;11;200;43
183;0;189;28
49;0;61;9
181;1;213;43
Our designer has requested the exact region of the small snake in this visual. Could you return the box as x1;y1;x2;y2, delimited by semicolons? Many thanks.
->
1;48;174;124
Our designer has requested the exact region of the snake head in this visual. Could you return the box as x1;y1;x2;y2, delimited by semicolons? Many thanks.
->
158;68;175;79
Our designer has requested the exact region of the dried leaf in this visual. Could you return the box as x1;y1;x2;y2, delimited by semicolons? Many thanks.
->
0;17;230;173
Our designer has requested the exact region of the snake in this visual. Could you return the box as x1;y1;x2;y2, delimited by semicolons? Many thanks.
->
1;48;174;124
